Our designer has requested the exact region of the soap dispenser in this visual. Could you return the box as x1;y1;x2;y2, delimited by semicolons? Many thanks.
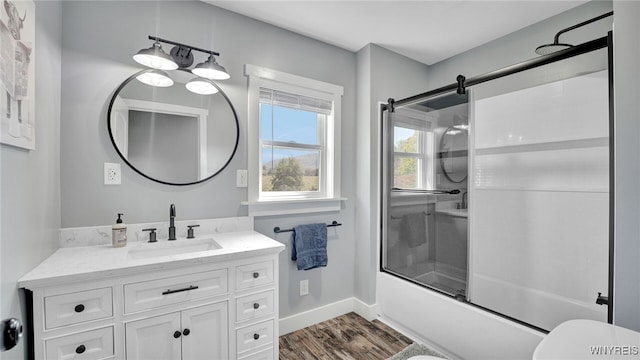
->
112;213;127;248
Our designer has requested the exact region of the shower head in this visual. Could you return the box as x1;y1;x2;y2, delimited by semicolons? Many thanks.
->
535;42;573;55
535;11;613;56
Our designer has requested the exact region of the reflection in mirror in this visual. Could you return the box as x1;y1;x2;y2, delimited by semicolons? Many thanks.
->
439;122;468;183
108;69;239;185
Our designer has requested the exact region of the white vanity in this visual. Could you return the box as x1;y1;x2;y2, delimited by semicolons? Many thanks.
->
18;219;284;360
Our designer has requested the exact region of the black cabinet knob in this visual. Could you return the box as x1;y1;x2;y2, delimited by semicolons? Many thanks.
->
173;331;182;338
182;328;190;336
74;304;85;313
252;272;259;279
253;303;260;310
253;333;260;340
75;345;86;354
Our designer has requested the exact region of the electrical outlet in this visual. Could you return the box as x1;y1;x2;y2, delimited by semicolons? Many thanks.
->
236;169;247;187
300;280;309;296
104;163;121;185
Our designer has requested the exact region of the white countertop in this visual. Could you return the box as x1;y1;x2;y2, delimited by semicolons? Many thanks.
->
435;208;468;218
18;231;285;289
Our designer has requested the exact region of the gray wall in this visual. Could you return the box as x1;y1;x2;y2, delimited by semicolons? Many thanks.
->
612;1;640;331
0;1;61;358
355;44;430;303
60;1;357;320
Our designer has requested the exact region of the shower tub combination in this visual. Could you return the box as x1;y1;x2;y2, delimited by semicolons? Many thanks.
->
378;26;613;360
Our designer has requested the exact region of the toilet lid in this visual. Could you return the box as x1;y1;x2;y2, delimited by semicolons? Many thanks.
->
408;356;444;360
533;319;640;360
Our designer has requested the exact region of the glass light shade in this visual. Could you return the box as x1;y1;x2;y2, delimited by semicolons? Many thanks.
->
135;70;174;87
185;78;219;95
191;55;230;80
133;42;178;70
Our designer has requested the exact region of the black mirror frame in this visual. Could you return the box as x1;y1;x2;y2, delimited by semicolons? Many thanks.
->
107;68;240;186
439;125;468;184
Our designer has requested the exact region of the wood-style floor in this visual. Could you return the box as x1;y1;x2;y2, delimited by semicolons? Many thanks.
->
279;312;413;360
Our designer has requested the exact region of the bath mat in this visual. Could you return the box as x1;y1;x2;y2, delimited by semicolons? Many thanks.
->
386;342;447;360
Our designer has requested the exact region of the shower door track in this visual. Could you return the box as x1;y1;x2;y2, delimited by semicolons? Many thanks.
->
381;31;615;327
384;35;608;111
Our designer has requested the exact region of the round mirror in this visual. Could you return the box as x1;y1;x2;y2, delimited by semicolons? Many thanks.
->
439;126;468;183
108;69;239;185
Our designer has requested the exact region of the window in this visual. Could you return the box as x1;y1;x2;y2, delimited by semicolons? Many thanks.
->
392;110;435;190
245;65;343;215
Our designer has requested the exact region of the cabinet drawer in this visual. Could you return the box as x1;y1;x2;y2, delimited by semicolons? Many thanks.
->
124;269;227;313
236;290;274;323
45;326;114;360
236;319;274;355
236;261;274;290
44;288;113;329
239;347;274;360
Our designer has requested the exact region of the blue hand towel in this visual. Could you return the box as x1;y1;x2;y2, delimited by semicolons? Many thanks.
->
401;212;427;248
291;223;328;271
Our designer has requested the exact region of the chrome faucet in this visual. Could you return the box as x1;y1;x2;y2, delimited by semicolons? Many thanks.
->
461;191;468;210
168;204;176;240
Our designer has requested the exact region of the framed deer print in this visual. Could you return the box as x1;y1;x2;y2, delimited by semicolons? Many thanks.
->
0;0;35;150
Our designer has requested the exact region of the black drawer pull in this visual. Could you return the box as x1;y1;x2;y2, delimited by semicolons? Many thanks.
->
75;345;86;354
253;333;260;340
173;330;182;338
74;304;85;313
252;272;259;279
162;285;199;295
253;303;260;310
182;328;190;336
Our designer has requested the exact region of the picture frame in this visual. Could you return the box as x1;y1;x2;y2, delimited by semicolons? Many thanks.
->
0;0;35;150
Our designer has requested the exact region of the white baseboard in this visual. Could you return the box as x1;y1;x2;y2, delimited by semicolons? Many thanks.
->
279;297;379;335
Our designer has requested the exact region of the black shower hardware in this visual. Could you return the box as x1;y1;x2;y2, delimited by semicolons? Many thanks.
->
273;221;342;234
596;292;609;306
385;32;610;113
535;11;613;55
392;188;461;195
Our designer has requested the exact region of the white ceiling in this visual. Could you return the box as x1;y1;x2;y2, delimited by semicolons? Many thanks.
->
205;0;589;65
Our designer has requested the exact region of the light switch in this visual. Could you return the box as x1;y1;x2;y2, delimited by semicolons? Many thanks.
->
236;170;248;187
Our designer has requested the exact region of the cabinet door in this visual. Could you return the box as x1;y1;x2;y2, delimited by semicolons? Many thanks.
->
125;312;181;360
181;302;228;360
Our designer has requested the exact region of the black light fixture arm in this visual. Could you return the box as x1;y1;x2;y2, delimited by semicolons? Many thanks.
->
148;35;220;57
553;11;613;44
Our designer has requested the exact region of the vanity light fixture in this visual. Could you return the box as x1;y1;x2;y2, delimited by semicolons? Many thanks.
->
192;54;230;80
185;77;219;95
133;35;230;81
135;69;174;87
133;41;179;70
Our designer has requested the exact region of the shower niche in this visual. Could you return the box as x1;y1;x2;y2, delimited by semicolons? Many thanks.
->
382;92;470;299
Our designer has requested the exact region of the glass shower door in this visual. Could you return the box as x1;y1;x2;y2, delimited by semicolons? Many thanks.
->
469;49;609;331
382;93;469;298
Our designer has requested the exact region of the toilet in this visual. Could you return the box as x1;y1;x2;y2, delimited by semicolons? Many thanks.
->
408;357;443;360
533;319;640;360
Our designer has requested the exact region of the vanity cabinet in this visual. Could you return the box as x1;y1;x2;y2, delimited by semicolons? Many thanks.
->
21;246;282;360
125;302;228;360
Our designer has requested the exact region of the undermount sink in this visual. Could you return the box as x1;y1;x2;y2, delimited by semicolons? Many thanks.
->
127;237;222;260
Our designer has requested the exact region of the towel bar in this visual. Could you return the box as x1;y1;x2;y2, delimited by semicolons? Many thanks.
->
274;221;342;233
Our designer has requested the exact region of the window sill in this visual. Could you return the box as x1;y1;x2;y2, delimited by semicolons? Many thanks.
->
241;197;347;217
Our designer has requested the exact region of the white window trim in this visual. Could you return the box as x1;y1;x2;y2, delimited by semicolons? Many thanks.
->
243;64;346;216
